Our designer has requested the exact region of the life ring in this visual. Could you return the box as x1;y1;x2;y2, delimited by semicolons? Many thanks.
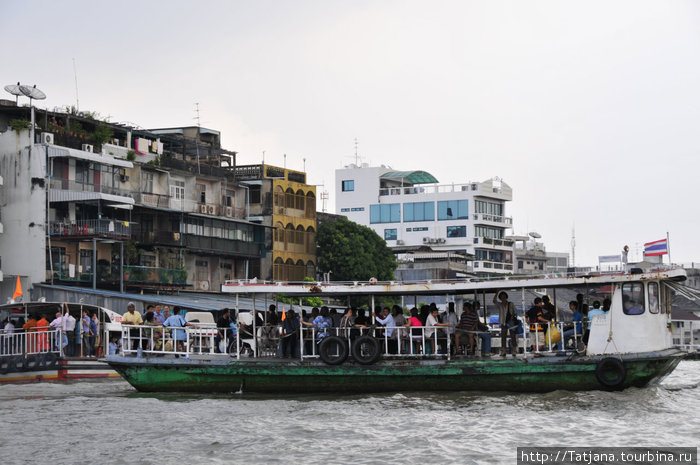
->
351;335;382;365
25;354;39;371
0;357;15;374
13;355;28;372
595;357;626;389
317;336;349;365
44;352;58;369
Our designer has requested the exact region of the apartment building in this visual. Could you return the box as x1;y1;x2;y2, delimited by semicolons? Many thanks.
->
0;102;269;294
335;163;514;276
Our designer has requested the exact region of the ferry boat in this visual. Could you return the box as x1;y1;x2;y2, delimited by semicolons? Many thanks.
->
106;268;691;393
0;302;121;383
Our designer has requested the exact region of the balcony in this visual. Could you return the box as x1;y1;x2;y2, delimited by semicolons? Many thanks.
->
134;192;170;209
183;234;261;257
473;261;513;272
133;230;183;247
49;219;131;239
473;213;512;226
123;266;187;286
476;237;514;248
167;198;247;219
49;179;134;204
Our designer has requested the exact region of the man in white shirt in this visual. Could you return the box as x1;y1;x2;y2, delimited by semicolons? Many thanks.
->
63;308;76;356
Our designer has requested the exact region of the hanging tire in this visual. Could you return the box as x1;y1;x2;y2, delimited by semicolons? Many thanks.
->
25;354;39;371
351;335;382;365
13;355;28;372
0;357;14;374
317;336;349;365
595;357;626;389
44;352;58;370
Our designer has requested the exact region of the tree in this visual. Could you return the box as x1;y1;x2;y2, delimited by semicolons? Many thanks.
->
316;217;397;282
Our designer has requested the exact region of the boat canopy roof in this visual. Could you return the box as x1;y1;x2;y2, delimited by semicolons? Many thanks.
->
222;268;687;297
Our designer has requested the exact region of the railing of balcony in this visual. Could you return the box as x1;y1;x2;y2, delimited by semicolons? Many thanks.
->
134;192;170;208
49;178;133;198
479;237;514;247
474;261;513;271
48;219;130;238
123;266;188;285
473;213;513;225
183;235;261;256
133;230;182;246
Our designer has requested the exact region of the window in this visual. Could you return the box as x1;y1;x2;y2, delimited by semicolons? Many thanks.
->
403;202;434;222
370;204;400;224
475;200;503;216
249;187;261;204
141;172;154;193
384;229;397;240
622;283;645;315
351;207;364;211
446;225;466;237
341;208;350;212
474;226;503;239
170;180;185;200
342;180;354;192
438;200;469;220
222;188;235;207
196;183;206;203
648;282;659;314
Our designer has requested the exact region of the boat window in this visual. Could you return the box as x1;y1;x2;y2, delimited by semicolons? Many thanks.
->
661;284;672;314
648;282;659;314
622;283;645;315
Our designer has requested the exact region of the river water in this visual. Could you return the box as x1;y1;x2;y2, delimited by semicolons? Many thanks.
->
0;361;698;465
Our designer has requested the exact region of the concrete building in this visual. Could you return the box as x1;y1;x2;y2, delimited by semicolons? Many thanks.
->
0;102;271;297
232;164;317;281
335;163;514;276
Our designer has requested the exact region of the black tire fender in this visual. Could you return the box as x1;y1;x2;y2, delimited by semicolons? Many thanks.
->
0;357;14;374
351;335;382;365
13;355;28;372
44;352;58;369
25;354;39;371
595;357;626;389
317;336;349;365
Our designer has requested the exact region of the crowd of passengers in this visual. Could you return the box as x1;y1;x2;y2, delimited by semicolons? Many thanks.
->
114;292;608;358
0;307;104;357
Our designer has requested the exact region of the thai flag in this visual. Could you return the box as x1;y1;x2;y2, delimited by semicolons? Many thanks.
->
644;239;668;256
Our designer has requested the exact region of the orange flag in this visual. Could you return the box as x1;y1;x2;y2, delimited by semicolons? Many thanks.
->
12;276;22;300
281;307;286;321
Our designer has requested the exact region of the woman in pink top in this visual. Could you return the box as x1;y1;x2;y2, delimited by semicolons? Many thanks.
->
405;308;423;354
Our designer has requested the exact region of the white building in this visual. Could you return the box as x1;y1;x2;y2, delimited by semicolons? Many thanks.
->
335;164;514;275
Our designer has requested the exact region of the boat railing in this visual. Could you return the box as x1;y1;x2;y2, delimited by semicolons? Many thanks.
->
117;320;588;360
0;327;64;358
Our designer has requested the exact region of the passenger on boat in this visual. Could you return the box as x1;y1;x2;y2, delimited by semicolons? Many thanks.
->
375;307;396;338
405;308;424;354
456;302;491;356
560;301;583;349
23;315;38;353
143;312;163;352
392;305;406;351
426;307;451;355
1;318;15;354
64;308;76;356
163;307;196;353
82;310;95;357
355;309;370;327
280;309;300;358
494;292;518;356
143;305;155;324
445;304;458;352
330;308;343;328
108;335;122;355
526;298;547;351
121;302;143;352
583;300;609;344
216;308;233;353
339;307;365;340
49;311;67;352
622;294;643;315
154;305;165;325
162;306;171;321
266;304;279;326
91;314;101;356
300;306;333;339
36;314;50;352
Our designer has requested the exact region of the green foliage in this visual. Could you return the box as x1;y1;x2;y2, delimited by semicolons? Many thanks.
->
92;123;113;145
9;119;30;132
126;150;136;161
316;217;397;282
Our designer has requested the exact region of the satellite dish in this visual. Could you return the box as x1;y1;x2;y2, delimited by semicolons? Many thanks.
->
4;82;23;104
19;84;46;104
529;231;542;239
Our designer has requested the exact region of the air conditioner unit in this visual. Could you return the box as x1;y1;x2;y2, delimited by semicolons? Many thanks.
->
41;132;54;145
207;205;216;215
396;240;405;245
225;206;233;217
199;204;207;213
423;237;431;244
198;280;210;291
429;238;438;244
81;144;94;153
437;238;446;243
119;174;129;182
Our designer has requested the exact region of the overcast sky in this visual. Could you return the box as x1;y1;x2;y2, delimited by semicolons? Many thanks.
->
3;0;699;267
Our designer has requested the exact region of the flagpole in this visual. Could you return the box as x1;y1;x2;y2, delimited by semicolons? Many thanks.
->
666;231;671;265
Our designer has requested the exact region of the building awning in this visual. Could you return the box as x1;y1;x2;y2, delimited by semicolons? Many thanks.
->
49;190;135;205
47;145;134;168
380;170;438;184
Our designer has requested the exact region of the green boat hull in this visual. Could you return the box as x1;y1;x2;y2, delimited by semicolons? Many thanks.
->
107;350;684;394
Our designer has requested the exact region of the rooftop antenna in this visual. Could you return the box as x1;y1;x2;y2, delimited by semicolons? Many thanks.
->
571;223;576;268
194;102;201;127
319;184;329;212
354;138;359;165
303;157;306;173
262;150;265;165
73;58;80;113
4;82;22;105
